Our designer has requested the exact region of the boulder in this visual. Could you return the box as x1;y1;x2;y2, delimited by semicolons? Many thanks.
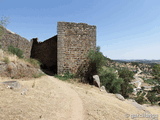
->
2;81;21;89
7;62;17;77
115;94;125;101
100;86;106;92
93;75;100;88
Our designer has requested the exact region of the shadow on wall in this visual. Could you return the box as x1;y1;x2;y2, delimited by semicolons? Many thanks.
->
30;36;57;75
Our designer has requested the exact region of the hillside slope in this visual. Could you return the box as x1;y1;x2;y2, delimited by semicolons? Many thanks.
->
0;25;32;58
0;49;42;78
0;76;159;120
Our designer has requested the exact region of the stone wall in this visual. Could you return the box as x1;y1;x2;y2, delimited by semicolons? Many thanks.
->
0;26;32;58
57;22;96;74
0;22;97;75
30;36;57;73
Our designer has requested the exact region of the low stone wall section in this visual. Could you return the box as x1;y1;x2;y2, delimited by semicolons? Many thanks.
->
0;26;32;58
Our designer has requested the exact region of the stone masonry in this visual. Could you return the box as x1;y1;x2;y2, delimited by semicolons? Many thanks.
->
0;22;96;75
0;26;32;58
31;36;57;73
57;22;96;74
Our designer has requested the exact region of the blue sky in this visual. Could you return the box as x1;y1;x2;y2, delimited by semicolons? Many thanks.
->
0;0;160;59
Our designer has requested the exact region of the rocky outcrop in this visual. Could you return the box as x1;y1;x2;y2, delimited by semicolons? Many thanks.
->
0;61;43;79
2;81;21;89
100;86;106;92
93;75;100;88
0;49;43;79
115;94;125;101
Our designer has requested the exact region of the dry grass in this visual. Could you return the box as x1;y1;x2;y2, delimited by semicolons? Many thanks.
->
0;76;159;120
0;49;21;63
0;49;34;67
0;49;42;79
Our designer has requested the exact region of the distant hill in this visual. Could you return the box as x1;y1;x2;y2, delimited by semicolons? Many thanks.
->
114;59;160;64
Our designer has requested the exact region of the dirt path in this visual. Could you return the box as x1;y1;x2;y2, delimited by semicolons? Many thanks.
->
0;76;84;120
131;67;144;95
47;76;84;120
0;76;160;120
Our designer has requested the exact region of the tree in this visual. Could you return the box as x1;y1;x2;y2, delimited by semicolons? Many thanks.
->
152;64;160;80
147;91;160;105
100;69;124;93
152;64;160;94
0;16;10;27
0;16;10;39
87;46;106;74
78;46;106;84
135;94;145;104
131;62;139;67
8;45;24;58
118;68;134;98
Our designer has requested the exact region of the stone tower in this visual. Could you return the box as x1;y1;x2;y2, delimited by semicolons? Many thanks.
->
31;22;96;75
57;22;96;74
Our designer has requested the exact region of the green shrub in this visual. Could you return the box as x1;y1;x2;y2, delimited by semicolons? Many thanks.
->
152;64;160;81
147;92;160;105
152;64;160;75
118;68;134;98
8;45;24;58
78;46;106;83
55;71;74;81
87;46;106;74
0;44;2;49
135;95;145;104
153;86;160;94
100;68;124;93
136;91;143;96
131;62;139;67
3;57;9;64
0;16;10;27
144;79;157;85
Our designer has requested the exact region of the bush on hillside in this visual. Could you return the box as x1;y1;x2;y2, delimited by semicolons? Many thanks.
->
77;46;106;84
147;91;160;105
135;95;145;104
152;64;160;94
152;64;160;75
144;79;158;85
100;68;124;93
0;16;9;27
87;46;106;74
8;45;24;58
118;68;134;98
131;62;139;67
152;64;160;81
